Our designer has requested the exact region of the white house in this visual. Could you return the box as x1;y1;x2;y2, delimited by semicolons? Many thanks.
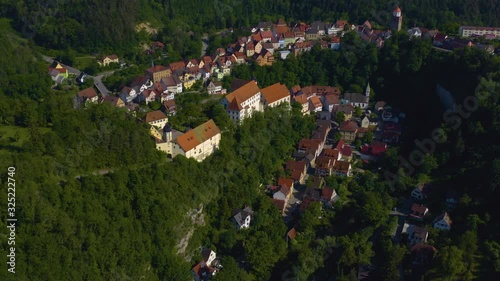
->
77;87;99;105
145;110;168;129
221;80;262;123
201;248;217;267
261;82;291;108
406;224;428;246
156;120;221;162
232;206;254;230
279;50;290;60
161;75;183;94
433;212;452;231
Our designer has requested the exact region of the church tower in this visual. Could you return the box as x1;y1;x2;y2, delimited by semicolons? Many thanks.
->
163;123;172;142
391;6;403;32
365;83;371;97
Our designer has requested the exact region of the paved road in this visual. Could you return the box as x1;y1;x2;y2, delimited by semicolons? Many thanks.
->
42;54;113;96
201;34;209;57
43;55;81;76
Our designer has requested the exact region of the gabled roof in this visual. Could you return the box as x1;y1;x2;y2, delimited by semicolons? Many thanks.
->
344;92;368;103
224;80;260;106
298;139;322;153
316;156;334;169
146;65;169;73
278;178;294;189
163;99;176;110
339;120;358;132
323;94;340;105
433;212;452;226
260;31;273;39
323;148;340;159
161;75;182;87
293;94;308;105
169;61;186;71
131;76;149;88
286;160;306;172
228;97;243;111
175;120;220;152
233;206;254;226
104;54;118;60
273;199;286;212
411;204;428;215
322;187;339;202
261;83;290;104
202;56;213;64
145;110;167;123
309;96;322;108
78;87;98;99
333;160;350;172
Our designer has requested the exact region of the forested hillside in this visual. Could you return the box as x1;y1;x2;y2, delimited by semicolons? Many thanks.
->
1;0;500;279
2;0;500;53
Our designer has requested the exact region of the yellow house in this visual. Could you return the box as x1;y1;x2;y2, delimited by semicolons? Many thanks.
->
146;65;172;83
183;77;197;90
149;126;162;140
48;62;69;79
98;55;119;66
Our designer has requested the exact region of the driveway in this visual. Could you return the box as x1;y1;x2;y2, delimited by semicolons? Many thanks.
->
43;54;114;96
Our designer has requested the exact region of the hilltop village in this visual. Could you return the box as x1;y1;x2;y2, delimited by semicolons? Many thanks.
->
41;6;500;281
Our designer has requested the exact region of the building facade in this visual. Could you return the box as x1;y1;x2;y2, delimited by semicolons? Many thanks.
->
459;26;500;38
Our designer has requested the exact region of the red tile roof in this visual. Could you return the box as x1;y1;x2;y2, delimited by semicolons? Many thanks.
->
278;178;294;189
261;83;290;104
273;199;286;212
147;65;169;73
145;110;167;123
224;80;260;108
287;228;297;240
77;87;98;99
411;204;428;215
175;119;220;152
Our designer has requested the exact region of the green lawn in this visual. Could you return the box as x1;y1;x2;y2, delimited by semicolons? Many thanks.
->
74;56;96;70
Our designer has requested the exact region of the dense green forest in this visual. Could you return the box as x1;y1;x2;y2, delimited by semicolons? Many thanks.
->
1;1;500;279
1;0;500;54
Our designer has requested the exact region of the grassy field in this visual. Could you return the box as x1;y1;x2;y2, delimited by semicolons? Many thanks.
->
74;56;96;70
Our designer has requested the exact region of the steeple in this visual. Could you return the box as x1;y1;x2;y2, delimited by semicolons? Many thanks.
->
163;123;172;142
391;6;403;31
365;83;371;97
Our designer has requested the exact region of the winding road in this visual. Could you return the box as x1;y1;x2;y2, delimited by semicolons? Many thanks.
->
42;55;114;96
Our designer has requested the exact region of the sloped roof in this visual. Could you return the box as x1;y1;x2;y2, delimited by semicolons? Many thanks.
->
323;148;340;159
175;119;220;152
278;178;294;189
333;160;350;172
344;92;368;104
293;94;308;105
309;96;322;108
339;120;358;132
261;83;290;104
233;206;253;226
286;160;306;172
225;80;260;105
78;87;98;99
145;110;167;123
433;212;452;226
273;199;286;212
146;65;169;73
